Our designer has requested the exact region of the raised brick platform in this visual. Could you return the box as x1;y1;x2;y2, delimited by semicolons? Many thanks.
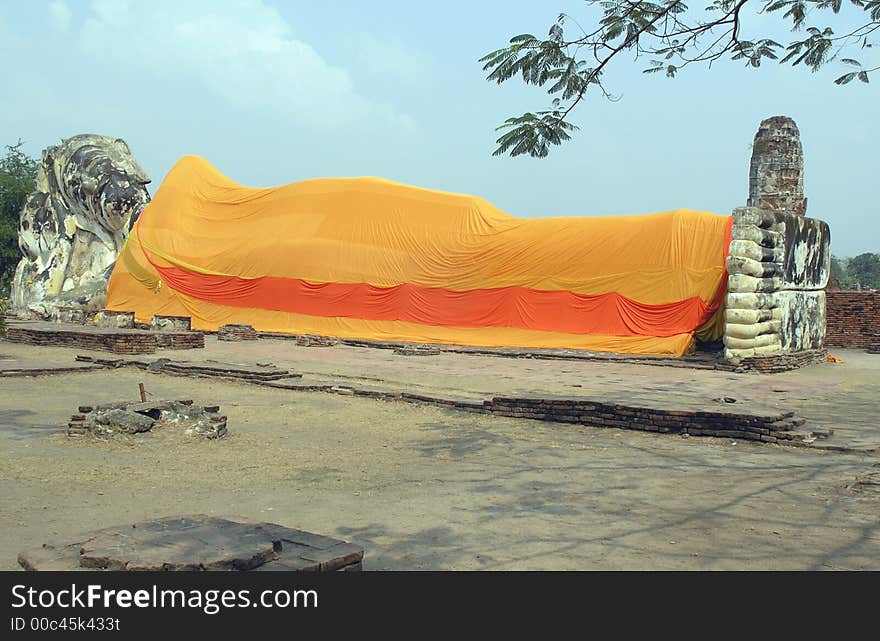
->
6;322;158;354
480;396;821;444
4;320;204;354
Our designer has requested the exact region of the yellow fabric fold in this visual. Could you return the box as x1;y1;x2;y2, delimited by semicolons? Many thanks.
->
134;156;729;305
106;155;731;357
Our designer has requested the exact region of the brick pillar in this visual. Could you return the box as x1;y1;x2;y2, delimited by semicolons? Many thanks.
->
747;116;807;218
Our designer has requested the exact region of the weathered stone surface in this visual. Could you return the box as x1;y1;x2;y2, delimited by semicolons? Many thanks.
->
19;516;364;572
218;324;258;341
724;211;829;361
151;315;192;332
11;135;151;320
776;290;826;352
747;116;806;217
93;408;155;434
95;310;135;328
393;346;441;356
782;214;830;289
72;400;228;439
18;543;89;572
256;332;339;347
80;518;277;571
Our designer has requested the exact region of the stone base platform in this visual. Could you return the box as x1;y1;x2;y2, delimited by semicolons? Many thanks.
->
4;319;204;354
18;515;363;571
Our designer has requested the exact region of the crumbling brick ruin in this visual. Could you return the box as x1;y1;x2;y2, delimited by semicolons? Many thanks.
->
747;115;807;217
67;400;227;439
218;324;259;341
5;319;204;353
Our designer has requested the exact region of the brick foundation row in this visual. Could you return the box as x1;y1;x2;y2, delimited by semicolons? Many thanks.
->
6;326;158;354
481;397;813;444
73;355;295;382
254;382;822;445
738;348;828;373
6;326;203;354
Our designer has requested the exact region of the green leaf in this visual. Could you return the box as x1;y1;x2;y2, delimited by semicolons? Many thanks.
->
492;112;580;158
480;0;879;158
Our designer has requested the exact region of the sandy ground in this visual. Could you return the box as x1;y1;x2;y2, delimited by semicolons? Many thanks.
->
2;358;879;570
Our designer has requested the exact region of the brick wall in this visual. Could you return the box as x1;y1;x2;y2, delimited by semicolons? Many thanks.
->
5;325;205;354
6;326;158;354
825;291;880;349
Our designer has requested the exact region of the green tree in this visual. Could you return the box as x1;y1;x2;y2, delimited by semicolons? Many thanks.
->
848;252;880;288
830;254;853;288
481;1;880;157
0;140;38;294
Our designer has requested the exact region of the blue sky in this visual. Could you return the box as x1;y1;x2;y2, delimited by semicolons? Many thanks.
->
1;0;877;256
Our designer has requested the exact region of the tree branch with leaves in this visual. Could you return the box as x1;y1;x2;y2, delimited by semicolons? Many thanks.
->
0;140;38;294
481;0;879;157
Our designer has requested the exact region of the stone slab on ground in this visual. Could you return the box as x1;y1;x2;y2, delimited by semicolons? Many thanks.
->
18;515;363;571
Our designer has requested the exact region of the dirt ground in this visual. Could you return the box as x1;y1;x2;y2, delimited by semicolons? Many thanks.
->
2;342;879;570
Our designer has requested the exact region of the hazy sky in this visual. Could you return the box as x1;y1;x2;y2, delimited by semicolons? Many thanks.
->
2;1;877;256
